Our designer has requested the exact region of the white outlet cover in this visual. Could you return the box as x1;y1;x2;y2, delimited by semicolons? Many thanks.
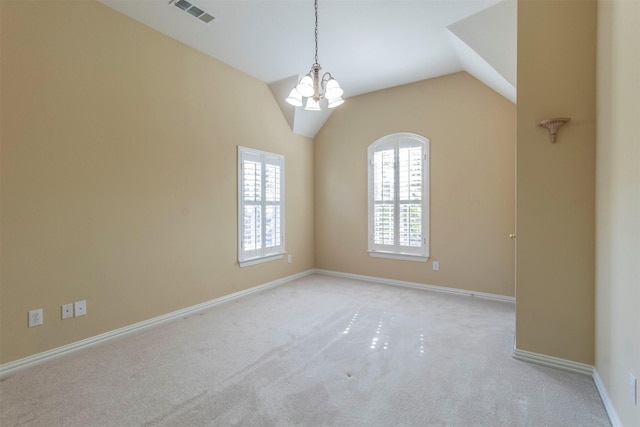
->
433;261;440;271
62;303;74;319
74;300;87;317
29;309;43;327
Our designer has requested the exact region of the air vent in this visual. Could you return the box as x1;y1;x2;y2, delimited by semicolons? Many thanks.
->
199;13;215;23
172;0;215;24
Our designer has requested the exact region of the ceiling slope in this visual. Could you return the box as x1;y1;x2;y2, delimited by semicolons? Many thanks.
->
275;0;517;136
447;0;517;102
97;0;516;138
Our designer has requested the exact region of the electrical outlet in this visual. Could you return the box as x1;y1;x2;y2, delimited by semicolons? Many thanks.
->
74;300;87;317
28;309;43;327
287;254;292;263
62;303;74;319
433;261;440;271
630;372;637;405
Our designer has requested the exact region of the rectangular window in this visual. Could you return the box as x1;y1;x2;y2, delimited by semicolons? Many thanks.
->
368;133;429;262
238;146;284;266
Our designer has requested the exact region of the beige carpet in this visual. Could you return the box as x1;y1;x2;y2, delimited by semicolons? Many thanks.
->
1;274;610;426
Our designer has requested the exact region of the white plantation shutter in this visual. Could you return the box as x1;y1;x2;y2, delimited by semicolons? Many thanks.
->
263;157;282;254
368;133;429;261
238;147;285;266
398;140;423;249
373;148;395;246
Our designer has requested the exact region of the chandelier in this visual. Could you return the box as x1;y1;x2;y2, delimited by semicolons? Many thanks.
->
286;0;344;111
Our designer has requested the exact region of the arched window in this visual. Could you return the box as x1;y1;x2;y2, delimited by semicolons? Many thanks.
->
368;133;429;262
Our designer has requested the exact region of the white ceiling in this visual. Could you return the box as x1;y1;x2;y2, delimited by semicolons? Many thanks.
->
98;0;516;137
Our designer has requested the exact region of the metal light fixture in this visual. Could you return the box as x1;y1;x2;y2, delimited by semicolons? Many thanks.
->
286;0;344;111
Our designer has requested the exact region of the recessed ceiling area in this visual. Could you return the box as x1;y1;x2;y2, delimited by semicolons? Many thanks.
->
97;0;516;138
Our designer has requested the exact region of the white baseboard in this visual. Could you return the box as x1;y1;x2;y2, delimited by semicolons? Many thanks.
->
321;269;625;425
512;347;594;376
512;348;622;427
1;268;623;427
314;269;516;303
593;369;623;427
0;269;314;379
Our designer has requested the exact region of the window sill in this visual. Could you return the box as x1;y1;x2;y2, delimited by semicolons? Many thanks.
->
368;251;429;263
239;253;284;268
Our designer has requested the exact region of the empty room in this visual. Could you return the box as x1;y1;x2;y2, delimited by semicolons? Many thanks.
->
1;0;638;426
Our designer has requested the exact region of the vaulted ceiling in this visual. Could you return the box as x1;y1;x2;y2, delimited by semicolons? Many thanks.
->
98;0;516;138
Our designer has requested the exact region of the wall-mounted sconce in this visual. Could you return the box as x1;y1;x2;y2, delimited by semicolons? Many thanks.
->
539;118;571;143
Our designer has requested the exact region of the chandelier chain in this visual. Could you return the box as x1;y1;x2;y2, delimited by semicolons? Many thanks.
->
314;0;319;65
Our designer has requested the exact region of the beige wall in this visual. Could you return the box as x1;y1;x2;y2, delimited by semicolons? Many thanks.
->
516;0;596;364
596;0;640;425
6;9;635;421
315;72;516;297
0;0;314;363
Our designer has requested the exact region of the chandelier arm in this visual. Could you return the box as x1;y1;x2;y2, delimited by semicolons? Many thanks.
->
320;72;332;96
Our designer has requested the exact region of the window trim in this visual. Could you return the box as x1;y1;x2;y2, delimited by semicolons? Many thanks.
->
237;146;285;267
367;133;430;262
